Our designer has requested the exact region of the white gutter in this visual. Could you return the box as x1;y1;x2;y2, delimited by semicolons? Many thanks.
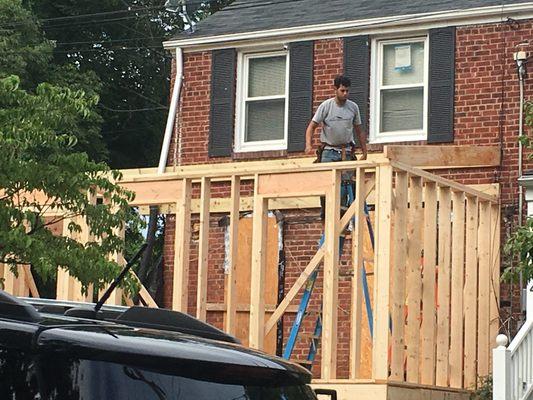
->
163;2;533;50
158;47;183;174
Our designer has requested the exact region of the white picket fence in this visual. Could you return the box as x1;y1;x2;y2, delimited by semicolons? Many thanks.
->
494;282;533;400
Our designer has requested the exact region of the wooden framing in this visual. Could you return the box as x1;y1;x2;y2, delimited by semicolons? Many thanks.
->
436;187;452;387
196;177;211;321
322;169;342;379
2;151;501;397
405;176;423;384
477;201;491;377
390;171;408;381
249;177;268;350
172;178;192;312
421;181;437;386
373;164;393;381
225;176;240;333
464;195;479;389
450;191;466;389
350;167;367;379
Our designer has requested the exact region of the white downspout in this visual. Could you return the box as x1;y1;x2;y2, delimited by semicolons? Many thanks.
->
158;47;184;174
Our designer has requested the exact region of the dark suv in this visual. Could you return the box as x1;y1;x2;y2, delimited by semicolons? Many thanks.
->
0;290;336;399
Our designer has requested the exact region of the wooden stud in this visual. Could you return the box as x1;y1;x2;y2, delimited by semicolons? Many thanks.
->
322;169;341;380
489;203;501;351
350;167;366;379
436;187;452;387
22;265;39;298
172;178;192;312
421;181;437;386
225;175;240;333
405;176;423;384
372;164;393;381
131;271;158;308
196;177;211;321
477;201;491;378
450;191;465;389
390;171;409;381
464;196;479;389
249;175;268;350
3;265;16;295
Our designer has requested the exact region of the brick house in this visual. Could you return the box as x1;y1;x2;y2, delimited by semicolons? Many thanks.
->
155;0;533;396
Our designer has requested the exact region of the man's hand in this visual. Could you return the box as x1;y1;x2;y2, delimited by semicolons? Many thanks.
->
354;124;368;161
305;121;318;154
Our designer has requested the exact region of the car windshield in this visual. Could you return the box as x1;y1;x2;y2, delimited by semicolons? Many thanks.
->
40;359;317;400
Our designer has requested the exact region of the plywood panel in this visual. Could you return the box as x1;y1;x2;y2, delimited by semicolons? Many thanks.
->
230;216;279;354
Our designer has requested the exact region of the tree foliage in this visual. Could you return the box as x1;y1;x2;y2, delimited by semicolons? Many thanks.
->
504;100;533;283
30;0;234;168
0;0;108;161
0;74;135;293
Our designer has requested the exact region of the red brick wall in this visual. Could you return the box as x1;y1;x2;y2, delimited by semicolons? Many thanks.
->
163;21;533;377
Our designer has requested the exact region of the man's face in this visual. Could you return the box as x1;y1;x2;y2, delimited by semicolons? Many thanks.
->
335;84;350;102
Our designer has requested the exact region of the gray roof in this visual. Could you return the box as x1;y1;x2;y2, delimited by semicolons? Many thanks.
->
173;0;530;40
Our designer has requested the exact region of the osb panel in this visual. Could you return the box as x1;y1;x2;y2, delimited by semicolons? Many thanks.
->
225;216;279;353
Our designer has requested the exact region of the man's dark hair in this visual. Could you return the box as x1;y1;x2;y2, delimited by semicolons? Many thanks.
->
333;75;351;88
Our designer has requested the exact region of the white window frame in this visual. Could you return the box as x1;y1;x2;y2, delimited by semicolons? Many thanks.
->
369;36;429;144
234;50;289;152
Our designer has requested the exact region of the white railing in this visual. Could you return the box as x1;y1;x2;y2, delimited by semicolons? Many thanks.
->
494;282;533;400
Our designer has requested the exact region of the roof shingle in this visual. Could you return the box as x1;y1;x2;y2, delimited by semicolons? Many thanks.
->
172;0;530;40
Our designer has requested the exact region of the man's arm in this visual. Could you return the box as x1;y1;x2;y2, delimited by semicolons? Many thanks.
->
354;124;368;160
305;120;319;153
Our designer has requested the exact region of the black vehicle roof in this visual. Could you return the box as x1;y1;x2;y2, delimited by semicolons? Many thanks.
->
0;293;311;385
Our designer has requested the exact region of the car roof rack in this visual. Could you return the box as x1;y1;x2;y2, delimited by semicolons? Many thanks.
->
116;306;239;344
0;290;42;322
21;297;239;344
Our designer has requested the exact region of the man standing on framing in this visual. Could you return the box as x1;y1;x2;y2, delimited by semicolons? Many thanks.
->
305;75;368;218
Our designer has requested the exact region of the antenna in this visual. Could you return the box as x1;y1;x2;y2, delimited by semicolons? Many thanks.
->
94;243;148;313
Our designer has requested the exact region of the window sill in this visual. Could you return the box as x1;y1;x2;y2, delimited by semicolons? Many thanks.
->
232;149;288;160
369;134;427;144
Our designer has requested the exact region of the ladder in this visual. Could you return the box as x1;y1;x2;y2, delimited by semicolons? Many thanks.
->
283;182;376;369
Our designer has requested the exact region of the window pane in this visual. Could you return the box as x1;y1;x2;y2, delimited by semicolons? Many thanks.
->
382;42;425;86
380;88;423;132
245;99;285;142
248;56;286;97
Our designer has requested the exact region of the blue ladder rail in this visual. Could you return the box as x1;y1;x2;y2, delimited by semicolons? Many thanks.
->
283;183;376;363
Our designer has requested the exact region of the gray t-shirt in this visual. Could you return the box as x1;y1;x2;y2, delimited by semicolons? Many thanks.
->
312;98;362;146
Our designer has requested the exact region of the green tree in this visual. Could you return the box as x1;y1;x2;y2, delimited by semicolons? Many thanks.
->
30;0;234;168
0;0;108;162
0;74;135;293
504;100;533;283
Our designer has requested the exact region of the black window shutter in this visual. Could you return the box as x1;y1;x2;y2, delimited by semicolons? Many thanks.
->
428;27;455;143
344;35;370;137
288;41;313;152
209;48;236;157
